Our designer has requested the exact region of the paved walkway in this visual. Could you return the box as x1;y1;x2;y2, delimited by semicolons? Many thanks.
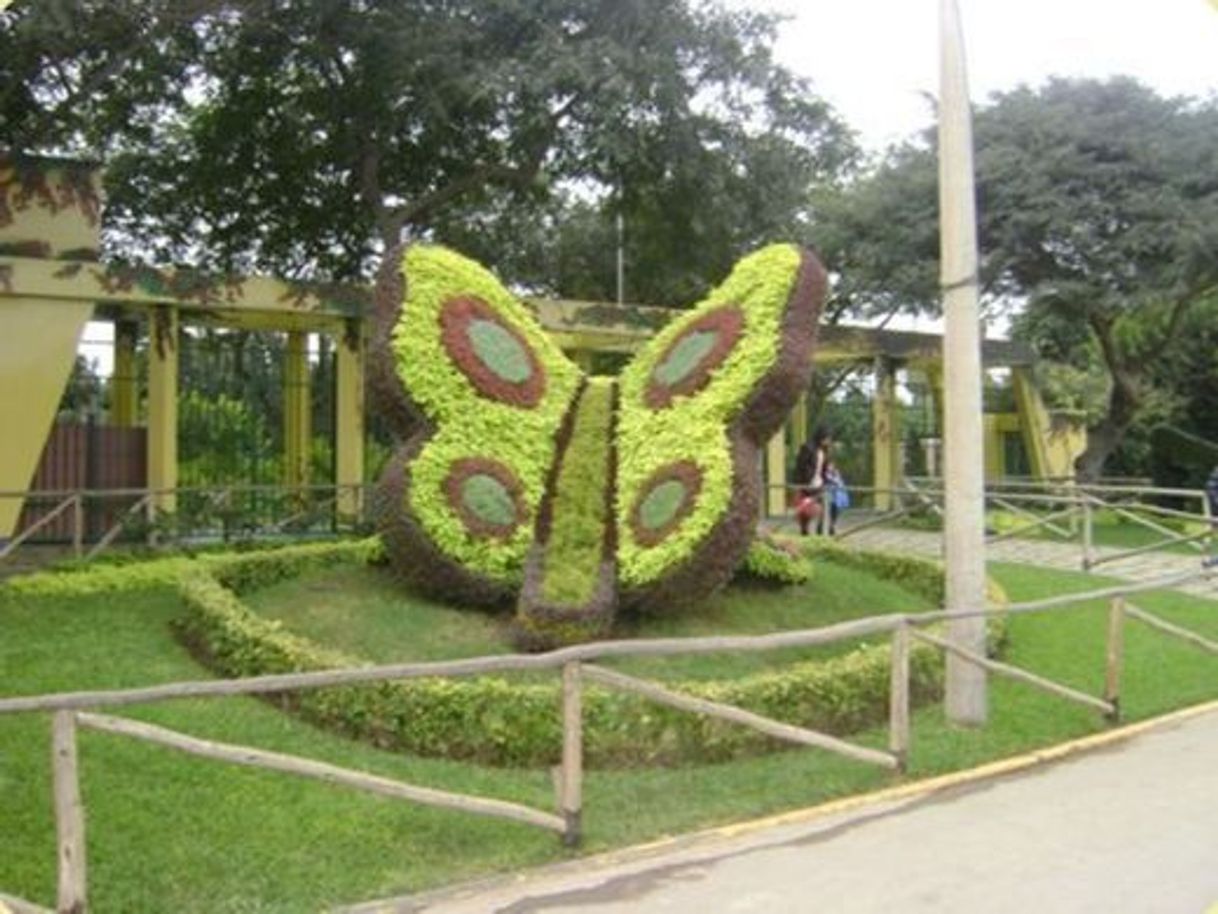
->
837;525;1218;599
349;706;1218;914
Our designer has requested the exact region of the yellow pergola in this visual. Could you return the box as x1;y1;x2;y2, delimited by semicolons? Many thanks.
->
0;156;1081;540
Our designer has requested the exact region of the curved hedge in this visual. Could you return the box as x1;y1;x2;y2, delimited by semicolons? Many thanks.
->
169;538;1005;768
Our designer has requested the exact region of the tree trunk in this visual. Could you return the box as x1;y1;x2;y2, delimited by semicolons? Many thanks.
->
1075;367;1140;482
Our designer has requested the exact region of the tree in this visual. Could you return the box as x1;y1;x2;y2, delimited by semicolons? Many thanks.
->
2;0;855;288
814;78;1218;480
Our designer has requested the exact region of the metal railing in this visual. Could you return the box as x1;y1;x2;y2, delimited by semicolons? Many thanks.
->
0;484;373;566
767;477;1215;571
1;565;1214;913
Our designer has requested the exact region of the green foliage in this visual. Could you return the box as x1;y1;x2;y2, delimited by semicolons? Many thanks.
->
179;389;278;486
616;244;803;586
540;378;614;606
638;481;688;531
0;540;376;603
654;332;717;385
391;245;581;584
816;77;1218;478
3;1;854;284
466;320;532;383
460;475;518;526
736;538;814;586
0;555;193;600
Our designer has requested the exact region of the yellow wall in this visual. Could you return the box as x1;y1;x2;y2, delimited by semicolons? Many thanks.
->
0;300;93;538
0;160;101;538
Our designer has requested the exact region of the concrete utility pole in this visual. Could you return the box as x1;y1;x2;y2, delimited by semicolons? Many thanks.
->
938;0;989;724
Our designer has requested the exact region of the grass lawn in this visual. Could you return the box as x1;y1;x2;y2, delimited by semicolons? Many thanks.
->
1;561;1215;912
242;556;936;681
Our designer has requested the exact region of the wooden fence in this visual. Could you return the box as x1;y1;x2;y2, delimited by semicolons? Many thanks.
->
0;566;1215;913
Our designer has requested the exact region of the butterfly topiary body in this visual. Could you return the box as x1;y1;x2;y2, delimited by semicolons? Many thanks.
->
370;243;826;648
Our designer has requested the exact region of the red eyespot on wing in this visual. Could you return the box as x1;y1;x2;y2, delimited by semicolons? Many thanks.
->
629;460;704;547
440;296;546;407
643;306;744;409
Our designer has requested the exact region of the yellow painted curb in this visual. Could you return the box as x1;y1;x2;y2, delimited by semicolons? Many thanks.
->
672;698;1218;847
340;700;1218;912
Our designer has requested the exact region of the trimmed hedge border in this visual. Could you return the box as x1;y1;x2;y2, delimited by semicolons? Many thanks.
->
172;538;1005;768
2;537;1007;769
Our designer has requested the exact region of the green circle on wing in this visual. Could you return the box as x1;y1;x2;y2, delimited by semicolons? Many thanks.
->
653;329;718;387
467;318;533;384
638;479;692;531
460;473;518;526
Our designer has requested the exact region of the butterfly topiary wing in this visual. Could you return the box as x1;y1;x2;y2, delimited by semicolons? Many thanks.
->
370;245;583;604
615;244;827;607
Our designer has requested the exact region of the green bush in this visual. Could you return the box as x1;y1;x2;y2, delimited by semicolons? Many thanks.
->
0;540;376;602
736;537;814;586
172;538;978;767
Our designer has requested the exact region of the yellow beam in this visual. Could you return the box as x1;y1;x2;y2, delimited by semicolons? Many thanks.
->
0;254;368;321
284;331;311;490
0;299;91;538
791;393;808;453
335;323;365;518
147;306;178;514
924;363;945;438
1011;367;1053;480
765;430;788;518
111;319;139;427
0;158;102;257
872;358;901;510
563;349;596;372
983;415;1005;480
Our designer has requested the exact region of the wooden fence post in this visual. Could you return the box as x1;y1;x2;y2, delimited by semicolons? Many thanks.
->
889;621;911;772
1082;498;1094;570
52;711;87;914
71;494;83;559
559;661;583;847
1103;596;1125;722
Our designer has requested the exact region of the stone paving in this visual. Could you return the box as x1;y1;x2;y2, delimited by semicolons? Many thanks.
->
830;523;1218;600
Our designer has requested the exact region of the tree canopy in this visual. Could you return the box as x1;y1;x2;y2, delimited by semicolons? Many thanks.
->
1;0;856;293
814;77;1218;479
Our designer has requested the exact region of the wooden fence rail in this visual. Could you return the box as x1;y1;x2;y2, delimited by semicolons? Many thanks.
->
2;564;1215;913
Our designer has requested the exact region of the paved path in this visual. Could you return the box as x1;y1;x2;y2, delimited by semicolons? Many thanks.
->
837;525;1218;600
353;706;1218;914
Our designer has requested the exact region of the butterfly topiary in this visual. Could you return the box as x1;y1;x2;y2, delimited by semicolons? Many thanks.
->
370;243;826;648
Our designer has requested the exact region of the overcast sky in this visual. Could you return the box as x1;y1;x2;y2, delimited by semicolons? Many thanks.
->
752;0;1218;152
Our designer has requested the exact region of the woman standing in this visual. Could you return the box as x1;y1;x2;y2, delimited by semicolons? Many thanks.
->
793;427;832;536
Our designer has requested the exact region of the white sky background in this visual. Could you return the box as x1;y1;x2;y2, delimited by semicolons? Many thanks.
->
732;0;1218;340
81;1;1218;373
757;0;1218;154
